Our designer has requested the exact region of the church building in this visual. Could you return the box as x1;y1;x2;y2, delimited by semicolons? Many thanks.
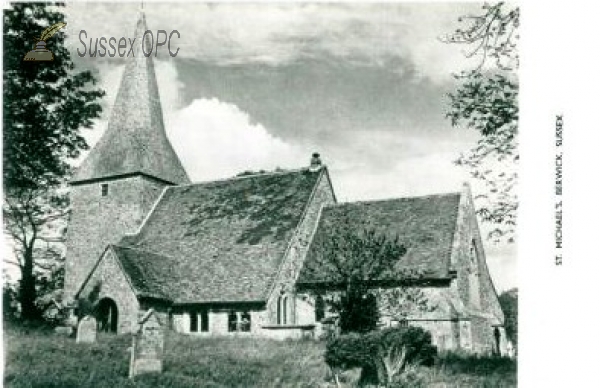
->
64;12;506;355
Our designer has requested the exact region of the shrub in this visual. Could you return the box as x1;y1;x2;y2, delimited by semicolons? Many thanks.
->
389;364;428;388
3;281;20;322
436;352;516;377
325;325;437;385
325;332;372;370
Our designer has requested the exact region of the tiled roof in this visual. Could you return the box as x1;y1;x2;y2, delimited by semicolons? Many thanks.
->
111;245;174;300
71;13;189;185
297;193;461;285
118;168;324;303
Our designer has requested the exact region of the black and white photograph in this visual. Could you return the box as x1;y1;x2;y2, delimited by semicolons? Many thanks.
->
2;1;598;386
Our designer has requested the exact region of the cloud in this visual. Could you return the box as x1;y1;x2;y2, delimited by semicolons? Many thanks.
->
64;2;483;83
167;98;306;182
331;151;470;203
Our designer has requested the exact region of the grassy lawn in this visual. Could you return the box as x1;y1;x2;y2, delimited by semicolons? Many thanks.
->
3;327;516;387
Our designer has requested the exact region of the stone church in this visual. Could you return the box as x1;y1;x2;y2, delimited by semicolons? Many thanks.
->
64;12;506;355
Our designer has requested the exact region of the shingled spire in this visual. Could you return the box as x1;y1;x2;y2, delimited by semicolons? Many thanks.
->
72;11;189;185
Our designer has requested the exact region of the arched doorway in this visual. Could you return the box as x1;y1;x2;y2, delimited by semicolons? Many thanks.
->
97;298;118;333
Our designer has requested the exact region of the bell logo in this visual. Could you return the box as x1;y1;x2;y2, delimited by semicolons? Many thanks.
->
23;22;66;62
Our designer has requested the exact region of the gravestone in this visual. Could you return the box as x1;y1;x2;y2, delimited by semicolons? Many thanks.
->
129;309;164;379
57;302;78;337
76;315;97;343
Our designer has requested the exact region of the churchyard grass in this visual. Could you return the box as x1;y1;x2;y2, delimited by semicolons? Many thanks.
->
3;326;516;387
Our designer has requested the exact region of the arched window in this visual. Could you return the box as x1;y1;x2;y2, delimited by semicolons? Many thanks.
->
277;295;288;325
315;295;325;322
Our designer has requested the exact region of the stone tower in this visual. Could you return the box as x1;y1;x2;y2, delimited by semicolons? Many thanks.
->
64;12;189;302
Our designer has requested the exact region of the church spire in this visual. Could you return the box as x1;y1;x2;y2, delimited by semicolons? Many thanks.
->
72;11;189;185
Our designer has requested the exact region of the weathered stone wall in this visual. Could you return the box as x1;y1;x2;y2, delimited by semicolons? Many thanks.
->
259;326;316;340
469;317;507;355
449;185;506;352
470;316;495;354
295;295;316;325
138;302;171;332
171;312;188;333
459;320;473;350
408;320;456;351
376;285;471;352
210;311;229;335
377;286;457;321
465;194;504;322
65;175;167;301
455;186;504;318
78;248;140;334
266;169;336;325
450;186;476;309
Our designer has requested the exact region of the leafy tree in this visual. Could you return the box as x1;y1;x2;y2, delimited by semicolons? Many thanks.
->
3;187;69;320
3;3;104;320
498;288;517;351
444;2;519;242
303;210;430;334
375;286;435;324
3;2;104;190
339;287;379;334
32;241;66;322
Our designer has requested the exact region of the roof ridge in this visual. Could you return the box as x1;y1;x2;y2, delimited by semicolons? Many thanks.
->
331;191;462;207
170;167;312;189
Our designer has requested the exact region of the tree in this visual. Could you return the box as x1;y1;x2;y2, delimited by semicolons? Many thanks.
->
3;3;104;320
498;288;518;351
3;187;69;320
444;2;519;242
375;286;434;323
302;210;428;334
3;3;104;191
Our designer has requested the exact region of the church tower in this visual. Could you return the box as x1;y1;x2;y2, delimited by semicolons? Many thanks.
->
64;12;189;301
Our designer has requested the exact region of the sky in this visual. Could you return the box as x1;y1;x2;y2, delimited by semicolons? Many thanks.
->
60;2;516;291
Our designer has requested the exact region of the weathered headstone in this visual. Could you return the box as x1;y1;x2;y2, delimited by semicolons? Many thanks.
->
76;315;97;343
129;309;164;379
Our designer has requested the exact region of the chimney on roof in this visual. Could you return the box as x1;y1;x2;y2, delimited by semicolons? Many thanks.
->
309;152;323;172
